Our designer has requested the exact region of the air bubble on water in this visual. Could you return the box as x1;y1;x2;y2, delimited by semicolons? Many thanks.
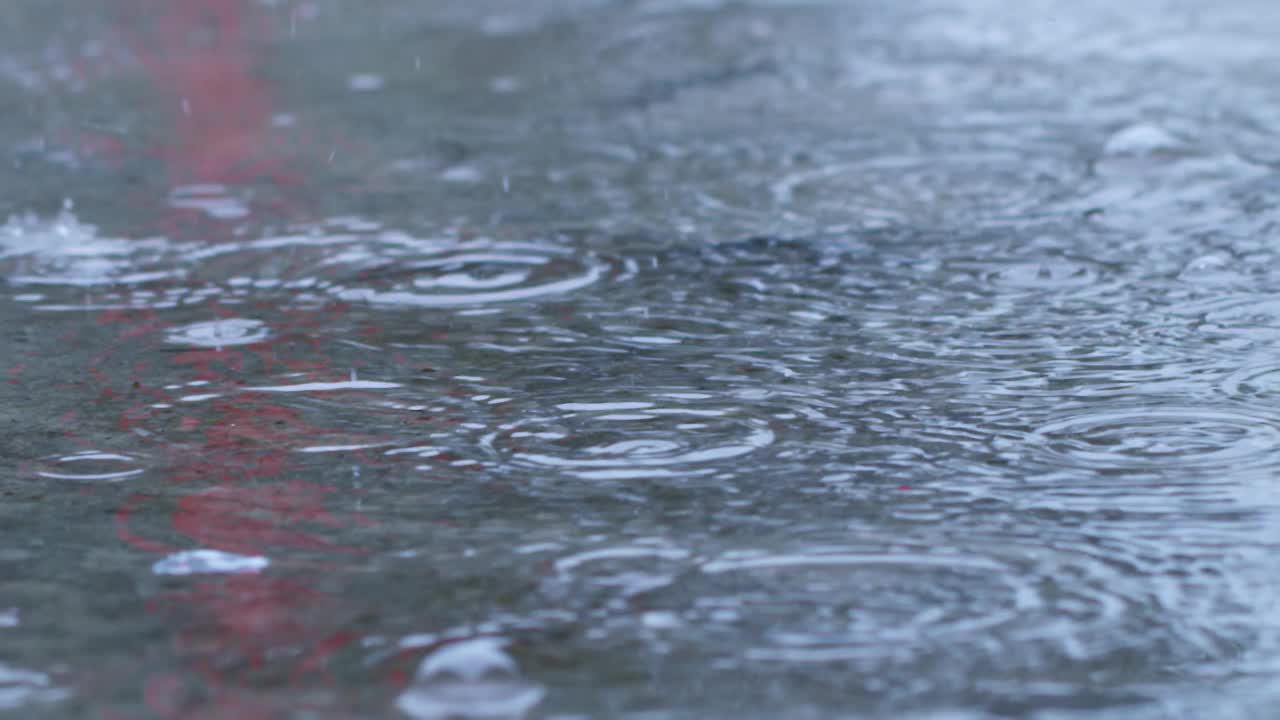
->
1;208;179;290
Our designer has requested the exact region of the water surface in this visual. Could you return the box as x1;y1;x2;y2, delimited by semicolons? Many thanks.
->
5;1;1280;718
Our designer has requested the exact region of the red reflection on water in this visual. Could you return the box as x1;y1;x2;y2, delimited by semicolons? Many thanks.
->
99;0;327;240
93;2;371;716
122;0;286;187
172;483;354;556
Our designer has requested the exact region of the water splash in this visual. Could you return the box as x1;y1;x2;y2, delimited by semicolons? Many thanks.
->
395;637;545;720
165;318;270;347
332;237;618;308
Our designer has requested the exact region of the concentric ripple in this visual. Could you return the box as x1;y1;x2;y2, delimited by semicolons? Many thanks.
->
1024;406;1280;475
1221;362;1280;399
702;549;1032;659
34;451;145;482
768;148;1076;227
624;536;1199;682
330;235;626;309
480;395;778;480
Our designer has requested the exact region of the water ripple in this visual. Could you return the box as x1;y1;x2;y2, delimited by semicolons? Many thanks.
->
34;451;145;482
480;393;779;480
644;535;1240;687
1023;405;1280;476
769;148;1077;228
1221;361;1280;400
331;235;626;309
396;637;544;720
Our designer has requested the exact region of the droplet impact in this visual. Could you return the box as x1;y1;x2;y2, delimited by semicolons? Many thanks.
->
0;209;180;292
769;149;1073;227
395;637;544;720
165;318;270;347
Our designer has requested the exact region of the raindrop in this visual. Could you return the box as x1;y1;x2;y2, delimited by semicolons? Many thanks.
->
1025;406;1280;475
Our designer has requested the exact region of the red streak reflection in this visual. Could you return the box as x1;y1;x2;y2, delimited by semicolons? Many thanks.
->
106;0;317;240
97;2;373;717
130;0;277;185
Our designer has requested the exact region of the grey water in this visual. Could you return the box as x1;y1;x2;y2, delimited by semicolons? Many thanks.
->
5;0;1280;718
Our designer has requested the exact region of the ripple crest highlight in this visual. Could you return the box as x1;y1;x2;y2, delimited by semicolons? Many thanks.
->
481;396;778;480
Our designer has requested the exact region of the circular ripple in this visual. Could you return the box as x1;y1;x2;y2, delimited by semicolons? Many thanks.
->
526;533;1254;688
35;451;145;482
1025;406;1280;474
1221;363;1280;399
703;548;1032;654
636;538;1174;677
396;638;545;720
331;236;624;309
1186;294;1280;339
769;150;1074;227
165;318;270;347
480;396;778;480
943;254;1115;301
